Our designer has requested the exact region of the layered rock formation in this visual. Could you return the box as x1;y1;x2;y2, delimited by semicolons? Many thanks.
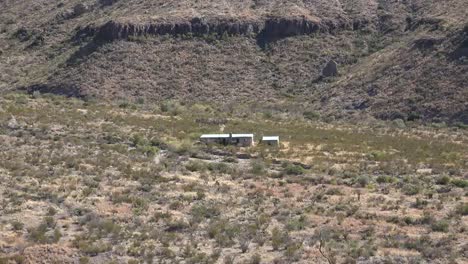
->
85;16;366;47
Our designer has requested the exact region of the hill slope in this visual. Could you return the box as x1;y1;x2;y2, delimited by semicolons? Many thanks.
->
0;0;467;123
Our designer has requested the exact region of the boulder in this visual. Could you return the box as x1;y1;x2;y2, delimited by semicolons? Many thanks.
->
7;116;19;129
99;0;119;7
73;3;89;17
322;60;338;77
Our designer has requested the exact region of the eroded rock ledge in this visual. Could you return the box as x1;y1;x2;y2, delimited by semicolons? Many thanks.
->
76;16;369;47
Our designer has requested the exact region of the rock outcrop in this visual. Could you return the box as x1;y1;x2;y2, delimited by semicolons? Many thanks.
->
322;60;339;77
88;16;362;47
94;18;263;42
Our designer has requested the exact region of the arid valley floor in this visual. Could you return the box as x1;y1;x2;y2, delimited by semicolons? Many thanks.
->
0;93;467;263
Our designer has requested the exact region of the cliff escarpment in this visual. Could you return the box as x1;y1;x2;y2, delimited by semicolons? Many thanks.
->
79;15;367;48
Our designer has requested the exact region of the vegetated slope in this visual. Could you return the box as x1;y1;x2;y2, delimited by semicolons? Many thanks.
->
0;0;467;123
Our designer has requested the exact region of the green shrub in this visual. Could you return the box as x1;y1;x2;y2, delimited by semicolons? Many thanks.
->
186;160;207;172
402;184;420;196
29;224;48;243
271;227;289;251
283;164;305;175
376;175;395;184
357;176;369;187
455;203;468;216
137;145;159;157
250;254;261;264
286;215;307;231
435;175;451;185
250;160;265;175
452;179;468;188
47;206;57;216
207;162;230;174
131;134;147;147
190;204;220;223
207;219;239;248
431;220;449;232
367;151;388;161
11;220;24;231
303;111;320;120
75;240;111;256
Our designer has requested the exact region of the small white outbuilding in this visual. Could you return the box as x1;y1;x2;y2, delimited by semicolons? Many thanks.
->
261;136;279;146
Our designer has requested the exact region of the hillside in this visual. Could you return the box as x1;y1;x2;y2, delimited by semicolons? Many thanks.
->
1;0;467;123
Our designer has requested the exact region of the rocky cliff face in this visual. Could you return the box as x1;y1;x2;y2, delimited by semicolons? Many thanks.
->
88;16;367;48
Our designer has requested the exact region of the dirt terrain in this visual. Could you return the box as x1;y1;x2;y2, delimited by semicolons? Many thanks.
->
0;93;467;263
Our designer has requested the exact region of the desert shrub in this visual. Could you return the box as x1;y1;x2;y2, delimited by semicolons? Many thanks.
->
223;156;238;163
119;102;136;109
412;198;428;209
190;204;220;223
153;211;172;222
79;257;90;264
44;216;55;228
165;220;189;232
174;141;195;155
431;220;449;232
263;111;273;119
207;162;230;174
196;190;206;200
223;255;235;264
207;219;239;247
74;239;111;256
303;111;320;120
86;218;121;238
285;242;303;261
250;254;261;264
357;175;369;187
435;175;451;185
160;100;184;115
11;220;24;231
169;200;183;210
402;184;420;196
47;206;57;216
0;255;25;264
271;227;289;251
451;178;468;188
29;222;60;244
239;236;250;253
376;175;396;184
283;164;305;175
131;134;159;156
32;91;41;99
250;160;265;175
186;160;207;172
325;187;342;195
137;145;159;157
131;134;146;146
455;203;468;216
367;151;388;161
286;215;307;231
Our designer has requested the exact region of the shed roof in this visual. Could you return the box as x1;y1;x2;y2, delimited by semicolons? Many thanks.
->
200;134;254;139
232;134;254;138
200;134;230;139
262;136;279;141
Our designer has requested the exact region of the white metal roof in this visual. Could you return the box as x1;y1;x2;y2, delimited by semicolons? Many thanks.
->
200;134;230;139
200;134;254;139
262;136;279;141
232;134;254;138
